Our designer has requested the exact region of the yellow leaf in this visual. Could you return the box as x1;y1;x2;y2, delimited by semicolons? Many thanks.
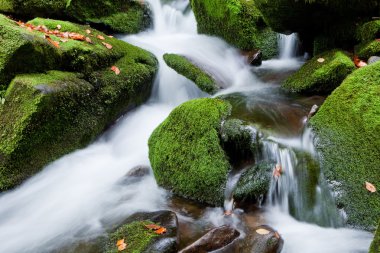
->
317;58;325;63
256;228;270;235
116;239;125;246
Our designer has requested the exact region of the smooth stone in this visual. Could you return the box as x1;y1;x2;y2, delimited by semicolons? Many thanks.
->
368;56;380;65
250;225;284;253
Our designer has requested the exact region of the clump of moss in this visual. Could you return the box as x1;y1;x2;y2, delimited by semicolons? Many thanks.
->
233;162;273;202
148;98;231;205
190;0;278;58
104;221;159;253
282;50;355;94
355;40;380;60
310;61;380;229
369;220;380;253
357;20;380;43
163;53;218;94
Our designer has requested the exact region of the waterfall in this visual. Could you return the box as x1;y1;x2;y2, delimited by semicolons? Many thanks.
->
278;33;299;59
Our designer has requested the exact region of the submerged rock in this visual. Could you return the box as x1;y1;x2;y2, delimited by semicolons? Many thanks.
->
0;0;151;33
250;225;283;253
163;53;219;94
0;16;158;190
148;98;231;205
104;210;178;253
179;225;240;253
282;50;355;94
190;0;278;59
310;61;380;229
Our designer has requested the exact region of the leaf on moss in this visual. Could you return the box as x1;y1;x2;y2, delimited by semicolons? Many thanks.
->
102;42;113;49
365;182;376;193
85;37;93;44
116;239;127;251
86;29;91;34
97;35;105;40
111;66;120;75
317;58;325;63
44;35;60;48
144;224;161;230
56;24;61;30
155;227;167;235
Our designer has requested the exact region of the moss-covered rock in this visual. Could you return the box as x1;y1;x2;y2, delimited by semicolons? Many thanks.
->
357;20;380;43
369;220;380;253
0;0;151;33
190;0;279;59
355;40;380;60
148;98;232;206
163;53;218;94
233;162;273;202
0;16;158;190
282;50;355;94
310;61;380;229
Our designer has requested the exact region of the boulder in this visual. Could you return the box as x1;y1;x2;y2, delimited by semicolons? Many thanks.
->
104;210;178;253
179;225;240;253
0;0;151;33
163;54;219;94
368;56;380;65
282;50;355;94
369;220;380;253
243;50;263;66
310;61;380;229
355;40;380;60
249;225;283;253
148;98;231;205
356;20;380;43
233;162;273;203
126;165;151;178
190;0;279;59
0;16;158;190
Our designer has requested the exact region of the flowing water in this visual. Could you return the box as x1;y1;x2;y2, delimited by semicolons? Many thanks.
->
0;0;374;252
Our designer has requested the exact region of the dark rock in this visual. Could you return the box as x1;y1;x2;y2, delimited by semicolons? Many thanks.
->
179;225;240;253
126;165;151;178
368;56;380;65
243;50;263;66
250;225;284;253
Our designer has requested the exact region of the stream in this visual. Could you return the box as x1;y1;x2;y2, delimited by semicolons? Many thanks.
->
0;0;374;252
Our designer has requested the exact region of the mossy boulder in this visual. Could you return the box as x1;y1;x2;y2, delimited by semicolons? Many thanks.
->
190;0;279;59
0;0;151;33
355;40;380;60
282;50;355;94
310;61;380;229
163;53;218;95
104;211;178;253
148;98;232;206
0;16;158;190
369;220;380;253
356;20;380;43
233;162;273;203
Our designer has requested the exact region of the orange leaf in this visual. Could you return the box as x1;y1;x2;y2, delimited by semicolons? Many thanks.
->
111;66;120;75
365;182;376;193
155;227;167;235
102;42;113;49
116;239;125;246
97;35;105;40
44;35;60;48
117;242;127;251
85;37;93;44
145;224;161;230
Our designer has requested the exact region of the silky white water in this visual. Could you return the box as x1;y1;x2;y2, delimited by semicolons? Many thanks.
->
0;0;373;252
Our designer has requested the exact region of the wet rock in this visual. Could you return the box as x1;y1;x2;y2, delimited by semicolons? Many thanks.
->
105;210;178;253
250;225;283;253
243;50;263;66
126;165;151;178
179;225;240;253
368;56;380;65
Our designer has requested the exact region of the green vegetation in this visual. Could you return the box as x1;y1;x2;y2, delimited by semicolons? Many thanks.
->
234;162;273;202
148;98;232;205
104;221;158;253
190;0;278;59
163;53;218;94
355;40;380;60
0;16;158;190
283;50;355;94
369;220;380;253
0;0;150;33
310;61;380;229
356;20;380;43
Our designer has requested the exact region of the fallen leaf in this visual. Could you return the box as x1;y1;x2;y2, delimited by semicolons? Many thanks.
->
102;42;113;49
85;37;93;44
86;29;91;34
256;228;270;235
357;61;367;67
108;35;114;38
97;35;105;40
365;182;376;193
44;35;60;48
118;242;127;251
116;239;125;246
57;24;62;30
317;58;325;63
60;38;69;43
145;224;161;230
155;227;167;235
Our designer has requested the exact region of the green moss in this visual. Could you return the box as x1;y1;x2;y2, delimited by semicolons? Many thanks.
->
233;162;273;202
369;220;380;253
310;61;380;229
283;50;355;94
355;40;380;60
148;98;232;205
190;0;278;57
163;53;218;94
357;20;380;42
104;221;159;253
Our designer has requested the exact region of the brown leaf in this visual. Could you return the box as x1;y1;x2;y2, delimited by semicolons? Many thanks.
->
102;42;113;49
85;37;93;44
56;24;62;30
256;228;270;235
44;35;60;48
117;243;127;251
155;227;167;235
144;224;161;230
97;35;105;40
86;29;91;34
365;182;376;193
